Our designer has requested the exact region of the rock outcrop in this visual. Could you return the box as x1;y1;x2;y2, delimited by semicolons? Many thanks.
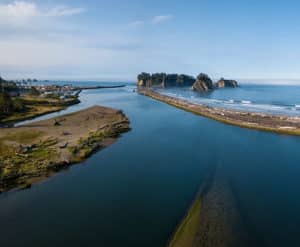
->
137;72;238;92
137;72;195;88
192;73;214;92
215;78;238;88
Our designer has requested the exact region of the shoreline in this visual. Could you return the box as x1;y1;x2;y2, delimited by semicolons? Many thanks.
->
0;97;80;126
138;87;300;136
0;105;130;193
75;85;126;90
0;106;66;127
0;83;125;127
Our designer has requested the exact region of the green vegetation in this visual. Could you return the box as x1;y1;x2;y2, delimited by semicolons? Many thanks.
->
0;127;119;192
45;93;60;99
137;72;238;92
0;93;26;119
0;105;130;193
0;76;80;124
0;77;19;93
69;129;114;161
0;131;57;190
137;72;195;87
168;199;201;247
0;105;65;124
1;131;42;144
0;94;79;125
0;77;26;121
21;95;79;106
195;73;214;90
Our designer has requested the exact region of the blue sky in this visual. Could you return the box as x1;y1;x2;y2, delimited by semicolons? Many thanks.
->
1;0;300;81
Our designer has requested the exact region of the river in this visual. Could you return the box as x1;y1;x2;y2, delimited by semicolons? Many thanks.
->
1;84;300;246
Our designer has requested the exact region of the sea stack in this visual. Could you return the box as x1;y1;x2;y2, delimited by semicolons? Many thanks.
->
192;73;214;92
137;72;152;87
137;72;195;88
137;72;238;92
215;78;238;88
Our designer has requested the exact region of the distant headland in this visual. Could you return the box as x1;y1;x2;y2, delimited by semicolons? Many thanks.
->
137;72;238;92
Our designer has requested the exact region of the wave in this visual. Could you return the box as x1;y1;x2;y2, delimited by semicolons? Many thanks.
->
241;100;252;104
158;90;300;115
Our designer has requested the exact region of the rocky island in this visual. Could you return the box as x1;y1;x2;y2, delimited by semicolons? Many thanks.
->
0;106;130;193
137;72;238;92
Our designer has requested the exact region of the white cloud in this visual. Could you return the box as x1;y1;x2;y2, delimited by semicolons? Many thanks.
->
44;6;85;17
128;20;144;28
0;1;85;19
129;15;173;28
152;15;173;24
2;1;38;17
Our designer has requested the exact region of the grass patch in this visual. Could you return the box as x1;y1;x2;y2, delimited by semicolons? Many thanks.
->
68;128;118;161
168;198;201;247
0;137;57;180
69;131;107;160
0;130;43;161
1;105;65;124
1;130;43;144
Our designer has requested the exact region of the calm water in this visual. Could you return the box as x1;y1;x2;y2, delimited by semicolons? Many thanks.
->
1;83;300;246
157;83;300;115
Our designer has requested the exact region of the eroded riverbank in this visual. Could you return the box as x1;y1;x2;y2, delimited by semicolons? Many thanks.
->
138;88;300;136
0;105;130;193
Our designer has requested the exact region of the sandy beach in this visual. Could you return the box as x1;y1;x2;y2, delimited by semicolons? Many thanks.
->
139;88;300;136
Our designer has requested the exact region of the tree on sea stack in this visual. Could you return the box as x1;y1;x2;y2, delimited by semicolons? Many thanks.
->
196;73;213;88
137;72;151;87
192;73;214;92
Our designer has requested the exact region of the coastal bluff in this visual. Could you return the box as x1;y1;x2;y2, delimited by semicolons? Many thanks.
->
137;72;238;92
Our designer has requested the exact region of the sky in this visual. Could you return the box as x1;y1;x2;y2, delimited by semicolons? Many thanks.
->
1;0;300;82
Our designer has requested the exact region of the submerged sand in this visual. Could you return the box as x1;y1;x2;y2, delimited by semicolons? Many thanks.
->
168;164;254;247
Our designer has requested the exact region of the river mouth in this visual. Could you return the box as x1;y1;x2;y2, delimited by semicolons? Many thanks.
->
1;83;300;247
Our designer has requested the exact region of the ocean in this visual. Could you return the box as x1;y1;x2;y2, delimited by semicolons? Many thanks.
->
156;83;300;115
